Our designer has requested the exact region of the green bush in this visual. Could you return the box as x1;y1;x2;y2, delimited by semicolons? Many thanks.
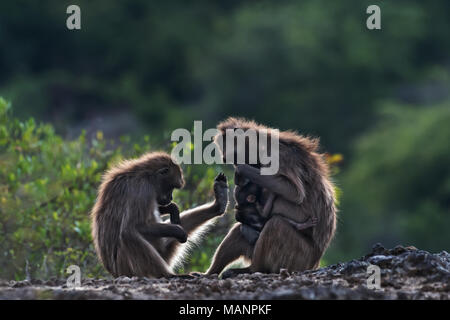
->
0;97;229;280
2;1;450;153
330;102;450;262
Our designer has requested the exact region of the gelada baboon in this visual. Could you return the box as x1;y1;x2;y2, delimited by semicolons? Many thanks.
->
206;117;336;277
91;152;229;278
233;173;268;245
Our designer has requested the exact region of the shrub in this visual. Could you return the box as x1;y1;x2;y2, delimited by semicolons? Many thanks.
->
0;97;227;280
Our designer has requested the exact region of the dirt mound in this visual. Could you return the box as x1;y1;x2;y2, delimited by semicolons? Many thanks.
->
1;244;449;300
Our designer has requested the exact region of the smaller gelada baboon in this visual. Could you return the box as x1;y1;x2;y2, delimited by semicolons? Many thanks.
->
91;152;229;278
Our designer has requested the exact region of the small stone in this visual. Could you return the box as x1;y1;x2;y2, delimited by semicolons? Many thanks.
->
220;279;233;289
279;268;289;278
11;280;31;288
372;243;387;255
114;276;132;284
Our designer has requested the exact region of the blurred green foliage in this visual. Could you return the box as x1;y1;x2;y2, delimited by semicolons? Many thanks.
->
0;97;228;279
0;1;449;279
330;102;450;262
1;1;450;152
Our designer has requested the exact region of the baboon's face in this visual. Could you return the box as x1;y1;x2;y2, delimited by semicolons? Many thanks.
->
234;180;260;210
217;131;258;165
220;133;242;164
155;164;184;206
215;133;236;164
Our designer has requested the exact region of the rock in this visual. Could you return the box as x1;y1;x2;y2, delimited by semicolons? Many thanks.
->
371;243;387;255
279;268;290;279
367;255;393;268
114;276;132;284
340;259;369;274
0;244;448;300
11;280;31;288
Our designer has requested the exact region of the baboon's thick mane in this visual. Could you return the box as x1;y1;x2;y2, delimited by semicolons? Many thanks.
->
217;117;320;153
104;152;178;179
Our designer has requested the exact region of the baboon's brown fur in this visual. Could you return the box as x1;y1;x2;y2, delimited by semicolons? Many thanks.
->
91;152;228;278
206;118;336;277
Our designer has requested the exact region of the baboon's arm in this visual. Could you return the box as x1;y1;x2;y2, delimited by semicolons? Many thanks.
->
160;203;218;263
236;164;305;205
270;197;312;223
117;227;174;278
138;223;187;243
206;223;253;276
280;216;318;231
261;192;276;218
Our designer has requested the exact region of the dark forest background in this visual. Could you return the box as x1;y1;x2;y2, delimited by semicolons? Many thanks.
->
0;0;449;279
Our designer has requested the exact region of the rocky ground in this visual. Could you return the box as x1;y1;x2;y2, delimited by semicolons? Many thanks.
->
1;244;449;300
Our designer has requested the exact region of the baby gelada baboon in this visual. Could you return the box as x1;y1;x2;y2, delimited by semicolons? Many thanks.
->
233;172;267;245
234;174;317;245
234;171;317;245
206;117;336;278
91;152;228;278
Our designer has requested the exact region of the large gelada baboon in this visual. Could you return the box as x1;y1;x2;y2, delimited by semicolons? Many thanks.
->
91;152;228;278
206;117;337;277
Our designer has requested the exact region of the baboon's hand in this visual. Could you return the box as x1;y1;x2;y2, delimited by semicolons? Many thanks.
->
159;202;179;215
159;203;181;224
169;203;181;225
298;216;318;229
213;173;229;215
173;225;188;243
283;216;318;231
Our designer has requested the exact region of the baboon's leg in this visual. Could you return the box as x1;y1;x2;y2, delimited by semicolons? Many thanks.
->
250;216;319;274
236;164;305;204
180;173;228;234
179;203;221;234
162;173;229;262
162;203;223;263
206;223;253;275
117;231;173;278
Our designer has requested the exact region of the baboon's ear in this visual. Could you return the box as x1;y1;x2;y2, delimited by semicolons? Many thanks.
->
157;167;169;175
